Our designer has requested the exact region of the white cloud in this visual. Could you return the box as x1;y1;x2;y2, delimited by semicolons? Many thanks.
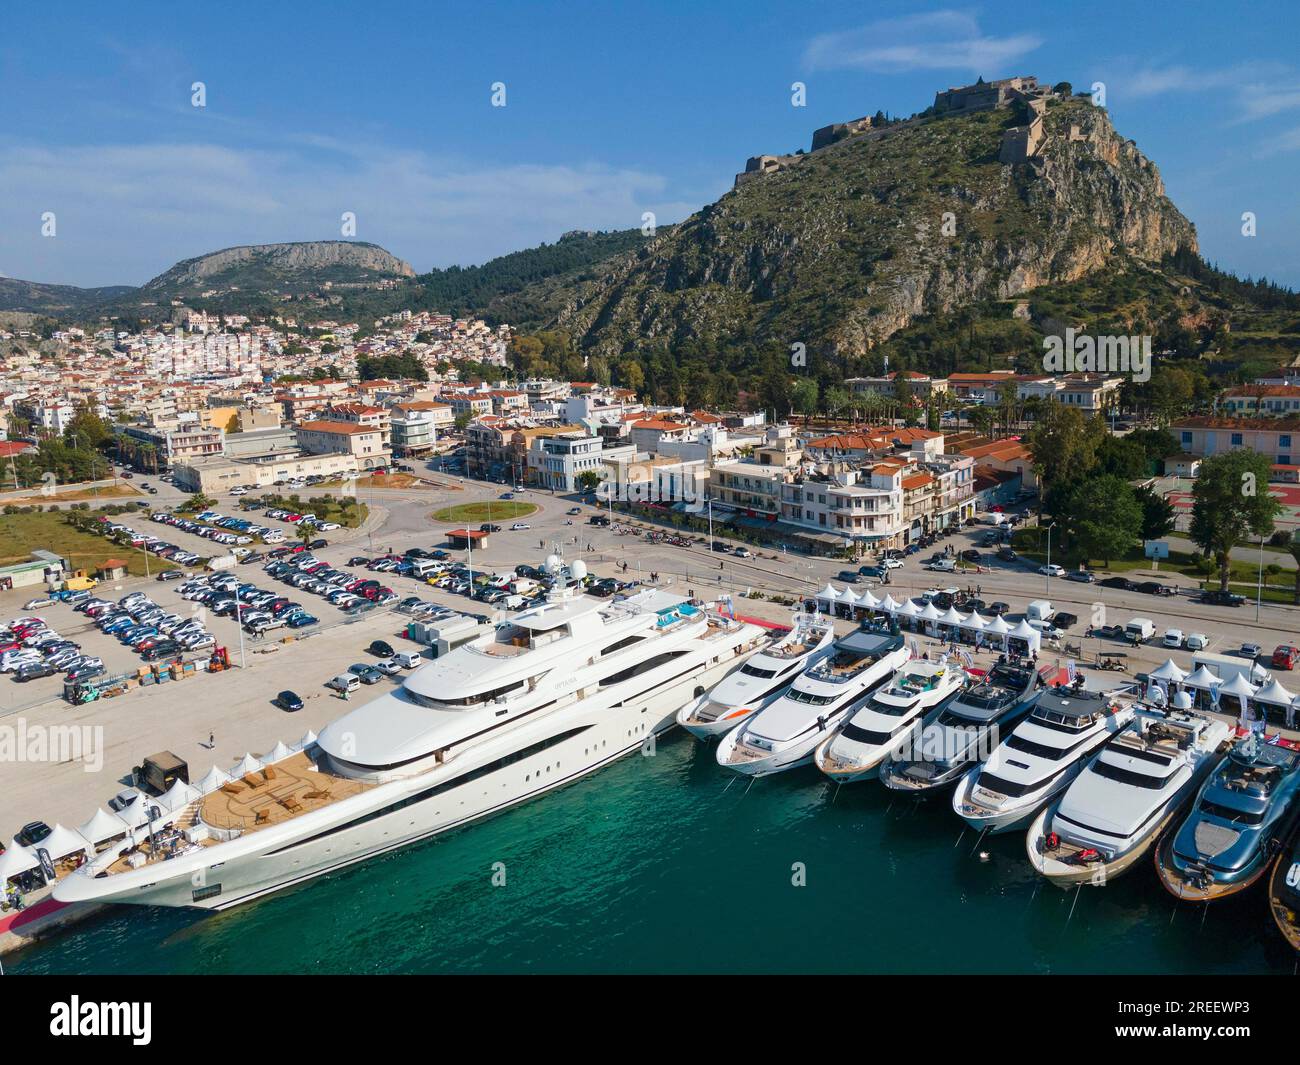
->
1122;62;1300;123
0;140;694;288
803;11;1041;74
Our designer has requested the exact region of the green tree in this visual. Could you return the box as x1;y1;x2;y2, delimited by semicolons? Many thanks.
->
1066;476;1142;566
1027;405;1105;518
1135;485;1177;543
576;470;603;493
791;378;819;427
1188;451;1283;591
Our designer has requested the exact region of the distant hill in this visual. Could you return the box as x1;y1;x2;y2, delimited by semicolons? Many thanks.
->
0;277;134;314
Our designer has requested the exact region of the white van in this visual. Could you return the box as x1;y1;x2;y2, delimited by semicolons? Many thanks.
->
1026;600;1054;623
329;673;361;694
394;650;423;669
1125;618;1156;644
410;559;444;580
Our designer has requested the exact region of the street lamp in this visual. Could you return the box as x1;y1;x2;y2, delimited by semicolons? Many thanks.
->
1044;521;1057;595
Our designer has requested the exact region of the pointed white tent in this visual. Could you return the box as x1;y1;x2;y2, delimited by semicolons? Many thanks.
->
816;583;841;607
939;606;965;627
858;588;881;610
897;598;921;618
1253;678;1296;707
1009;618;1041;652
0;839;39;885
1218;673;1258;701
838;587;860;611
985;614;1012;636
879;594;901;614
1149;658;1188;684
961;611;988;632
920;602;943;622
40;824;92;861
296;729;318;751
115;794;151;829
261;740;293;764
1183;665;1222;691
195;765;232;794
231;752;263;778
160;779;200;813
78;807;128;845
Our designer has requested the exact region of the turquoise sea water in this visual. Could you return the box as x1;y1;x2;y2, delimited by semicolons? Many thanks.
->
12;733;1297;974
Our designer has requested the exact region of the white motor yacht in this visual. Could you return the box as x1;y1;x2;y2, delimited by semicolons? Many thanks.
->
813;658;966;783
677;611;834;740
951;678;1136;833
1026;700;1232;887
715;623;910;777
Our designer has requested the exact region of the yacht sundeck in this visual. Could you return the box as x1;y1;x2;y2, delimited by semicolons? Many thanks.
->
715;623;909;777
879;657;1043;796
677;612;834;740
951;678;1135;833
1155;731;1300;902
813;658;966;783
1026;701;1232;887
55;562;766;911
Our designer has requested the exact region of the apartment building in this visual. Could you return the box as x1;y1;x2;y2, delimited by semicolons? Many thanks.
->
295;419;391;470
1219;385;1300;418
1171;417;1299;466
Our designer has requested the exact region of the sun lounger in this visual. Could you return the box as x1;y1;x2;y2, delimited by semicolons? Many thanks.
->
241;773;261;789
220;782;242;795
280;795;302;813
253;807;271;824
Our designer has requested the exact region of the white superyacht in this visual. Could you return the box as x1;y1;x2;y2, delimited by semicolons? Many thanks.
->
55;559;767;911
676;611;835;740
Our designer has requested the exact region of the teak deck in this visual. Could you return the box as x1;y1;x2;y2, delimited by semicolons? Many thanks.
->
200;751;371;833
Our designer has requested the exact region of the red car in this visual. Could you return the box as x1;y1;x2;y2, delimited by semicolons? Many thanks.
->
1273;645;1300;670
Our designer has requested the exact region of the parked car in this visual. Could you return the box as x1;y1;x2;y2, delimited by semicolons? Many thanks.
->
275;690;304;712
1199;589;1246;607
1063;570;1095;583
1136;581;1174;597
1038;563;1065;577
1100;576;1137;591
1272;645;1299;670
348;663;383;685
1162;629;1185;649
367;640;395;658
1239;643;1263;661
1185;633;1209;651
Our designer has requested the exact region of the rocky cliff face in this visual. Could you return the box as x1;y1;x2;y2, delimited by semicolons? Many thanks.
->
550;99;1197;358
141;241;415;292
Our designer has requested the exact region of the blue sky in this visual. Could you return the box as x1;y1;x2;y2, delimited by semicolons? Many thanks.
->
2;1;1297;288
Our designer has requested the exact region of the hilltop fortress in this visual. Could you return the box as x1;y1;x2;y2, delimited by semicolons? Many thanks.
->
734;76;1077;188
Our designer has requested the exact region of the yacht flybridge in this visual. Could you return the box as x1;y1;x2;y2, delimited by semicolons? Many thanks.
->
714;622;909;777
813;658;966;783
677;611;835;740
1026;700;1232;888
951;678;1136;833
54;560;767;911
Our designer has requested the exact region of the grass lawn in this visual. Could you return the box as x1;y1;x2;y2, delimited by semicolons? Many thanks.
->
431;501;537;524
0;511;155;577
357;472;423;490
2;483;142;508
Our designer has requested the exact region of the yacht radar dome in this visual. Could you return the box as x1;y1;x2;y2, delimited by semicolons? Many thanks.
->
570;560;588;581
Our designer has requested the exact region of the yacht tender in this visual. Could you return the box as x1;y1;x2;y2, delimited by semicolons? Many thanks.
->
677;611;834;740
54;563;766;911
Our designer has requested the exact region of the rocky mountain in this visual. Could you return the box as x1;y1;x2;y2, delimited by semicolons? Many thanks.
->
542;96;1199;359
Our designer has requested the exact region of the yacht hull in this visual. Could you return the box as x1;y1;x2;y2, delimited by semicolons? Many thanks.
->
1268;847;1300;953
1153;831;1273;903
57;652;745;912
1026;798;1184;888
676;697;758;740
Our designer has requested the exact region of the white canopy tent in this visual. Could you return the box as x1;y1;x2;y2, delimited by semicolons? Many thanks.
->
0;839;39;886
897;599;921;619
1008;618;1042;654
78;807;128;845
985;614;1012;636
939;606;965;628
195;765;233;794
296;729;319;751
1214;672;1258;715
815;584;841;608
919;602;943;623
1149;659;1189;685
1253;678;1297;708
858;589;881;611
261;740;293;765
1183;665;1223;691
231;753;263;778
40;824;92;861
115;794;151;829
961;611;988;633
838;587;860;612
160;779;201;813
